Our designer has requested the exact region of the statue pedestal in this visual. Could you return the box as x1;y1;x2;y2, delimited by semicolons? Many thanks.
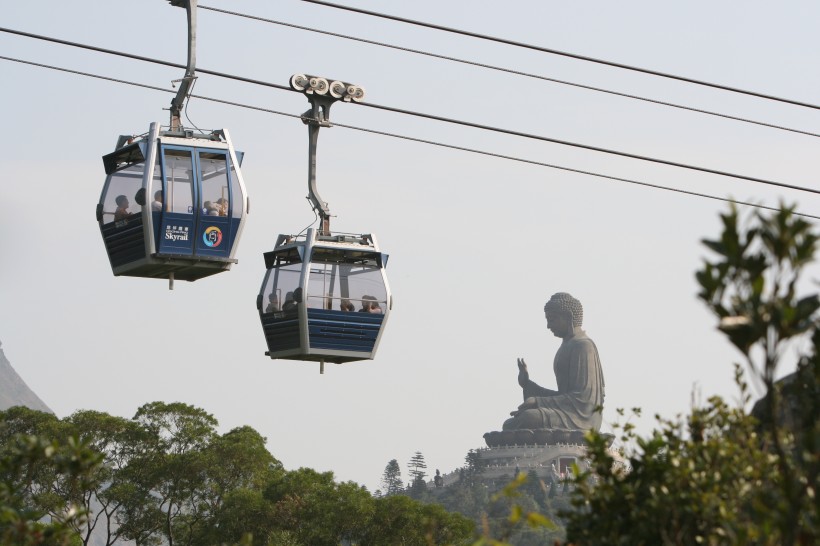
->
474;442;588;487
483;429;588;447
475;430;622;489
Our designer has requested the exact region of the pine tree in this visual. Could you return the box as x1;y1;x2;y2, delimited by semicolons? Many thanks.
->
407;451;428;483
380;459;403;496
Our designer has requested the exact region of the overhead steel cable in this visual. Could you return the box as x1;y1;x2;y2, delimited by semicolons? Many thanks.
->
6;25;820;144
198;4;820;139
2;54;818;222
300;0;820;112
360;100;820;197
1;25;816;197
0;26;293;93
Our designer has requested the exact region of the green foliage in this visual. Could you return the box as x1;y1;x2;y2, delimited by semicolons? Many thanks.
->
471;472;560;546
381;458;404;497
1;404;476;546
363;493;474;546
0;433;101;546
562;204;819;546
408;451;428;484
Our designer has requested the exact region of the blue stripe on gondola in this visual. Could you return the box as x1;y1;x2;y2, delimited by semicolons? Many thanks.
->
101;215;146;268
261;314;301;351
307;308;383;353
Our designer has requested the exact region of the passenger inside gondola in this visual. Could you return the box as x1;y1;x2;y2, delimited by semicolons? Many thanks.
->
216;197;229;217
152;190;163;211
203;201;219;216
340;299;355;312
265;293;281;313
359;295;377;313
114;195;130;221
282;292;296;313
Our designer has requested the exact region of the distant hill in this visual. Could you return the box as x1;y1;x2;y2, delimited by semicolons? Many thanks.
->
0;340;53;414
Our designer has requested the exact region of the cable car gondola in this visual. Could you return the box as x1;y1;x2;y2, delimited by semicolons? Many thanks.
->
96;0;248;287
97;123;248;285
257;75;391;371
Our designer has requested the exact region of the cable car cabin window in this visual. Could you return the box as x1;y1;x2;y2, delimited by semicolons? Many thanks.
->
101;162;144;225
306;260;387;314
163;149;194;215
199;152;230;217
260;262;302;315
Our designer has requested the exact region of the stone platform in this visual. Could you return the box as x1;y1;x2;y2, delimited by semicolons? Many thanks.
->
483;428;588;448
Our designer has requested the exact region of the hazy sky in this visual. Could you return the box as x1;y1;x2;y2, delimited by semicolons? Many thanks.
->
2;0;820;492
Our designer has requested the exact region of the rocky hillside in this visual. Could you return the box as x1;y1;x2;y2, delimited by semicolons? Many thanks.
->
0;341;52;413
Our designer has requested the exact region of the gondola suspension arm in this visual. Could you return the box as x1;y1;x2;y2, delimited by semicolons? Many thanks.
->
168;0;198;132
290;74;365;236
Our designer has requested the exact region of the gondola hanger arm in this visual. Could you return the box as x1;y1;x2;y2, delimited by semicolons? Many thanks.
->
290;74;365;235
168;0;197;132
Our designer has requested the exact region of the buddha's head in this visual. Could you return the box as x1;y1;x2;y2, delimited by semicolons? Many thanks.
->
544;292;583;338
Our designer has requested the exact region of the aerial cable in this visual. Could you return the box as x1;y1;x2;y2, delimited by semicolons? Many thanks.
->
0;26;293;93
2;54;817;222
198;5;820;139
0;26;815;196
360;101;820;197
4;25;819;141
299;0;820;111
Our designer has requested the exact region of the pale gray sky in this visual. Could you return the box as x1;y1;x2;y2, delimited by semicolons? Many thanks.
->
2;0;819;492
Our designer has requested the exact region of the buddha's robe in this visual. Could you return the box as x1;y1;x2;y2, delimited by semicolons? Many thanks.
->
505;330;605;431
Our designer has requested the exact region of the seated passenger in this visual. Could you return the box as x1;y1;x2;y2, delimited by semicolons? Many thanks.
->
152;190;163;212
216;197;229;217
114;195;130;221
282;292;297;313
359;295;377;312
265;293;280;313
369;301;383;314
282;288;302;315
203;201;219;216
340;299;355;312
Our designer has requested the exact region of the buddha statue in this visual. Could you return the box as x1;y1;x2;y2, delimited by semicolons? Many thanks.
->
485;292;605;447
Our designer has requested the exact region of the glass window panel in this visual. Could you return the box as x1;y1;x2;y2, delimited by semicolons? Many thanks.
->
199;151;229;217
261;262;302;315
307;262;338;310
163;149;194;214
307;260;386;313
101;162;144;224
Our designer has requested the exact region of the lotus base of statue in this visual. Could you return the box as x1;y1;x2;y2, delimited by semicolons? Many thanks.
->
483;429;590;448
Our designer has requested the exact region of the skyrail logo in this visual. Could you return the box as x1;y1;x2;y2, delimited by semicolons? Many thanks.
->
164;225;189;242
203;226;223;247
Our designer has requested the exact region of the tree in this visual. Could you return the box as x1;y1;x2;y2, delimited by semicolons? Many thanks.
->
0;433;101;546
264;467;375;546
380;459;403;496
65;410;148;546
563;205;819;546
408;451;427;484
0;407;78;530
119;402;219;546
695;204;818;545
362;493;474;546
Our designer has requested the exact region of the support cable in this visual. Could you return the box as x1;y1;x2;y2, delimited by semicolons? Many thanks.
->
300;0;820;111
2;54;817;221
198;4;820;139
0;27;815;195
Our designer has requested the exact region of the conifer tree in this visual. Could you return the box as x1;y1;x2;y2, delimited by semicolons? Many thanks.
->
380;459;403;496
407;451;428;483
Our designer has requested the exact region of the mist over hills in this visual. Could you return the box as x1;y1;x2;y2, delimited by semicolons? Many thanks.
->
0;340;53;414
